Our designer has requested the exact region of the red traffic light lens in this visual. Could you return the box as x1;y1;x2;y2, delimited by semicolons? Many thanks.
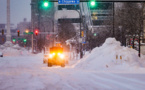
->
35;30;38;33
35;29;39;36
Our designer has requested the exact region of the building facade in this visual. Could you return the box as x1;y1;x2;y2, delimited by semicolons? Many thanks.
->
31;0;55;34
0;24;6;44
0;23;17;44
17;18;31;34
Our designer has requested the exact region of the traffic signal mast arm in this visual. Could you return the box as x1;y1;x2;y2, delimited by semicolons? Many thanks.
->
45;0;142;2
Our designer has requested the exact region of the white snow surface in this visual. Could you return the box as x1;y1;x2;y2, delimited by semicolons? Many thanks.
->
74;38;145;73
0;47;32;56
0;38;145;90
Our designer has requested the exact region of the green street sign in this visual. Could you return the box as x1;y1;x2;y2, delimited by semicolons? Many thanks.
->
23;32;33;35
18;38;24;40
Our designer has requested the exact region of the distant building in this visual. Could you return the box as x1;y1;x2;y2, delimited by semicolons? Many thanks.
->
0;24;6;44
90;2;113;26
31;0;54;33
0;23;16;44
0;24;6;33
55;4;80;32
17;18;31;34
31;0;81;33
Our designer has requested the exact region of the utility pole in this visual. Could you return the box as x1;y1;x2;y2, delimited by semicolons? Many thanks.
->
73;9;83;58
138;2;144;57
31;1;35;53
112;2;115;37
32;34;34;53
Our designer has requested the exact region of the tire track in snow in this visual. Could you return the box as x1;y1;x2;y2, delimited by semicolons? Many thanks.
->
105;73;145;89
45;69;112;90
89;72;138;90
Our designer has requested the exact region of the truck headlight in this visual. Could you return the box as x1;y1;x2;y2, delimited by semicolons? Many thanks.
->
59;54;64;59
52;53;55;55
49;54;53;58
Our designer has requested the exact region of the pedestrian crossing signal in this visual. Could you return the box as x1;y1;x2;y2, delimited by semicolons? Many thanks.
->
35;29;39;36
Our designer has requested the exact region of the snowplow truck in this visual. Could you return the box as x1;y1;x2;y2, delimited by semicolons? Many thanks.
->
47;47;66;67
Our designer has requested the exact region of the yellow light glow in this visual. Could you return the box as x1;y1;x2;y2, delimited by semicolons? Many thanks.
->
58;53;61;55
59;54;64;59
25;29;29;33
49;54;53;58
52;53;55;56
92;16;98;20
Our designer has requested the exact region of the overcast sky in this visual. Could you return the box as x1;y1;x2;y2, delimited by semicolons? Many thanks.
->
0;0;31;27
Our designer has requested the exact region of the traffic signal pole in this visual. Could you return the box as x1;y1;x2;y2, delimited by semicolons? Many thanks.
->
112;2;115;37
73;9;83;58
32;34;34;53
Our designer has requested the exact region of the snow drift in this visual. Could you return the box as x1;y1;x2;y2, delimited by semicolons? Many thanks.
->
74;38;145;71
0;47;31;56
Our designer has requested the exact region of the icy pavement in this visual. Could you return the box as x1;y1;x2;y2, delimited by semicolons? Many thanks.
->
0;54;145;90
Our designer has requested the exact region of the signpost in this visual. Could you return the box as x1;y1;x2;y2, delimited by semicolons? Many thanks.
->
58;0;80;4
23;32;33;35
18;38;24;40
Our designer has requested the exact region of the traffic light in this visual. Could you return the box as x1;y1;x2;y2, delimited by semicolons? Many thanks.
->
35;29;39;36
89;0;98;8
23;39;27;43
2;29;4;35
12;38;16;43
91;1;95;6
94;33;97;36
17;30;20;37
81;31;84;37
44;1;48;7
42;0;50;9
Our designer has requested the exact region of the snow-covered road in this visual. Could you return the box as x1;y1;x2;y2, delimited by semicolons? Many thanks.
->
0;54;145;90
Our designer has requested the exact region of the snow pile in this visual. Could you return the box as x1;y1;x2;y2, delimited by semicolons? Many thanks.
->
1;47;31;56
13;44;21;49
74;38;145;71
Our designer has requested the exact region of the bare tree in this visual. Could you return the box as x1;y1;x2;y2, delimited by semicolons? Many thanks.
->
115;2;143;47
58;21;76;50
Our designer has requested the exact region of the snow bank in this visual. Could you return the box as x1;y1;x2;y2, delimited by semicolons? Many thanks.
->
74;38;145;72
0;47;31;56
